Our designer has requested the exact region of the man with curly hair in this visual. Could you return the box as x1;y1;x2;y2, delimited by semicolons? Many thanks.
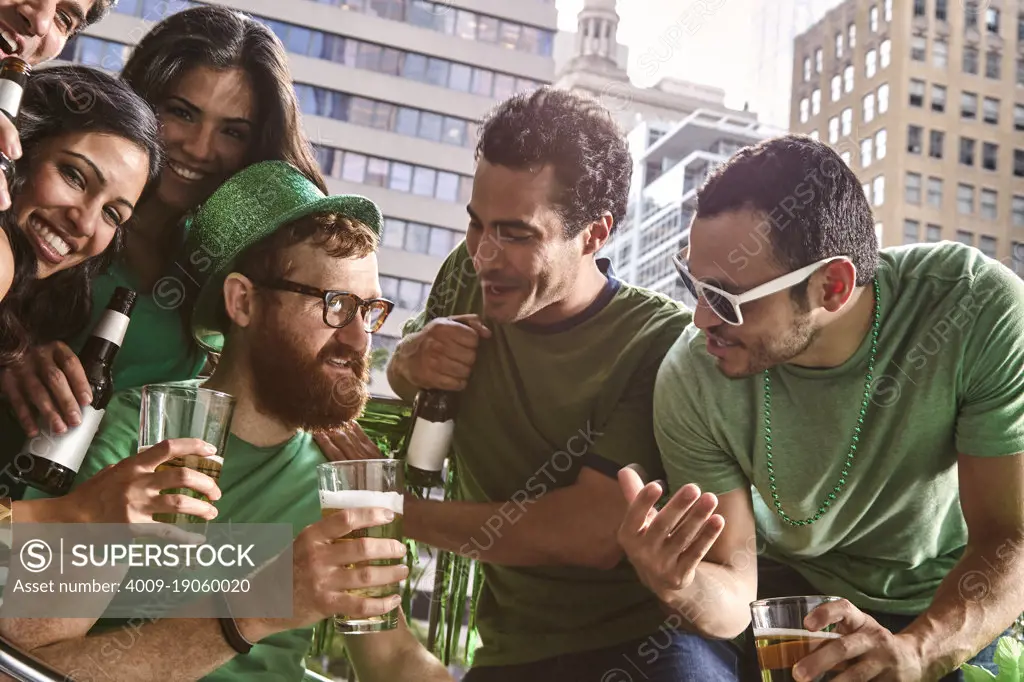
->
381;88;733;680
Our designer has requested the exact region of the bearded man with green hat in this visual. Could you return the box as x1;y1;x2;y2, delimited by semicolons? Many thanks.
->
17;161;452;682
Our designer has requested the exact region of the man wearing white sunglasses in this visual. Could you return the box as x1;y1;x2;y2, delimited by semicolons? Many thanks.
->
617;135;1024;681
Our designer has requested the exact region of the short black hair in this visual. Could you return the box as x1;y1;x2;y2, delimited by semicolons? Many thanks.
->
85;0;117;28
696;134;878;288
475;87;632;239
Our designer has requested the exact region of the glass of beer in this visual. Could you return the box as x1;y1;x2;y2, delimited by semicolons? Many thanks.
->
750;595;845;681
317;459;404;634
139;383;236;526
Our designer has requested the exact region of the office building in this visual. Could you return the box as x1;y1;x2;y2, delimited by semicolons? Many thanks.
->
60;0;560;396
790;0;1024;276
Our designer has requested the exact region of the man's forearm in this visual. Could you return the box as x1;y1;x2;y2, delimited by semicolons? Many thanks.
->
660;561;755;640
386;347;419;403
345;618;451;682
901;537;1024;678
405;492;622;569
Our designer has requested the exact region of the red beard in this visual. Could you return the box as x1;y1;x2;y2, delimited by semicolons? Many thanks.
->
248;321;370;432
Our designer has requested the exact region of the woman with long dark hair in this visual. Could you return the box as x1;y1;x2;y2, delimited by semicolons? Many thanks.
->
0;64;163;365
0;5;326;440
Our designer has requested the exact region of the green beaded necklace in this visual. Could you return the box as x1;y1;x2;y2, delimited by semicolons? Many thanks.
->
762;278;881;527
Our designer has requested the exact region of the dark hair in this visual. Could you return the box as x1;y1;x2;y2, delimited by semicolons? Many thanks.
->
475;87;631;239
0;65;163;365
215;212;379;334
121;5;327;193
86;0;117;28
696;134;879;292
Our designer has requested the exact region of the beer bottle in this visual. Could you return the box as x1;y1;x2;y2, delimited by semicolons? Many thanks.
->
403;389;458;488
17;288;137;496
0;56;30;180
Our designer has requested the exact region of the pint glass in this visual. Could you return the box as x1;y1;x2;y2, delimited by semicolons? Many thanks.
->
139;383;235;525
750;596;844;681
317;459;404;633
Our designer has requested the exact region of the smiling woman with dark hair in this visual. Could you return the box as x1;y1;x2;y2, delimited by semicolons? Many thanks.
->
0;64;163;365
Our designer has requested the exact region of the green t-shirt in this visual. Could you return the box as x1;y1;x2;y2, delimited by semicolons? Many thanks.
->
654;242;1024;614
402;241;693;667
24;381;326;681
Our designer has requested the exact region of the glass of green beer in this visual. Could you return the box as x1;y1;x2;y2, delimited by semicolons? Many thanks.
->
139;382;236;526
317;459;404;633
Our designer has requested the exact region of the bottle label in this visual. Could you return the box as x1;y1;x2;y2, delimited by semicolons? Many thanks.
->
0;80;23;119
20;405;106;472
405;417;455;473
93;311;131;345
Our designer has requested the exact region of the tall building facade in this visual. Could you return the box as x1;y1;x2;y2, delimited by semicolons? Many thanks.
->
59;0;560;396
748;0;845;129
790;0;1024;277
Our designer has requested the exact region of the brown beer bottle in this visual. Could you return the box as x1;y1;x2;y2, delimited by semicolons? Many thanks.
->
0;56;31;180
17;288;137;496
402;389;458;488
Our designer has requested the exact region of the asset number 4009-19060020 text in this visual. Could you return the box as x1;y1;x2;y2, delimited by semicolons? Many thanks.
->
122;578;252;594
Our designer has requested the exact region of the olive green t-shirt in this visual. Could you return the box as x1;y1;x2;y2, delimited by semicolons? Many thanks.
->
25;381;325;680
654;242;1024;614
401;241;693;667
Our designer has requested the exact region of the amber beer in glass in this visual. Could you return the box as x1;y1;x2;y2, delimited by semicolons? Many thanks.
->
750;596;845;681
317;459;404;633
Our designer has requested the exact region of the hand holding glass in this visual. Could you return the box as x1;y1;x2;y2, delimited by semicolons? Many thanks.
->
317;459;404;633
751;596;845;681
139;383;235;526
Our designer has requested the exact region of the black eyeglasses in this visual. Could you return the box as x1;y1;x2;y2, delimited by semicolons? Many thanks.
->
250;278;395;332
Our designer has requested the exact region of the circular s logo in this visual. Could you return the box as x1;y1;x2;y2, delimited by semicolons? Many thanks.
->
20;539;53;573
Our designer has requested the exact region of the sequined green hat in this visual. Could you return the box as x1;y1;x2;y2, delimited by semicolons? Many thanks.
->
185;160;382;353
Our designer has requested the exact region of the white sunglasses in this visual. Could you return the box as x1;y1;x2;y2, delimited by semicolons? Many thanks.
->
673;254;851;325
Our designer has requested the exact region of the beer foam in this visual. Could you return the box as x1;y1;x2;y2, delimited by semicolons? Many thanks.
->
320;490;404;515
752;628;842;640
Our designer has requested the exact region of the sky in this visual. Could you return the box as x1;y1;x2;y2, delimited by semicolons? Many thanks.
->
554;0;758;110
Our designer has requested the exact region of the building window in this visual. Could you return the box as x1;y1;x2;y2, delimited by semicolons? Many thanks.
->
905;172;922;204
1015;105;1024;132
870;6;879;32
931;84;946;112
829;116;840;143
809;129;819;141
861;138;874;167
909;79;925;107
866;49;877;78
804;56;811;81
911;35;927;61
982;142;998;171
908;125;923;154
842;107;853;135
835;32;844;58
800;97;809;123
979;236;997;258
985;50;1001;79
961;92;978;119
880;40;891;68
1013;195;1024;227
812;89;821;115
933;38;948;68
884;0;892;22
1018;58;1024;87
957;183;975;214
1015;243;1024;277
863;92;876;122
815;48;823;72
936;0;948;21
844;64;855;92
849;22;856;48
831;75;842;101
986;7;1000;34
914;0;926;17
842;150;852;166
957;230;974;246
959;137;976;165
929;130;944;159
927;224;942;242
904;219;920;244
878;83;889;113
965;0;979;30
1015;149;1024;177
872;175;885;206
982;97;999;124
980;189;998;220
1019;11;1024;40
927;177;944;207
963;46;979;74
875;129;887;159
